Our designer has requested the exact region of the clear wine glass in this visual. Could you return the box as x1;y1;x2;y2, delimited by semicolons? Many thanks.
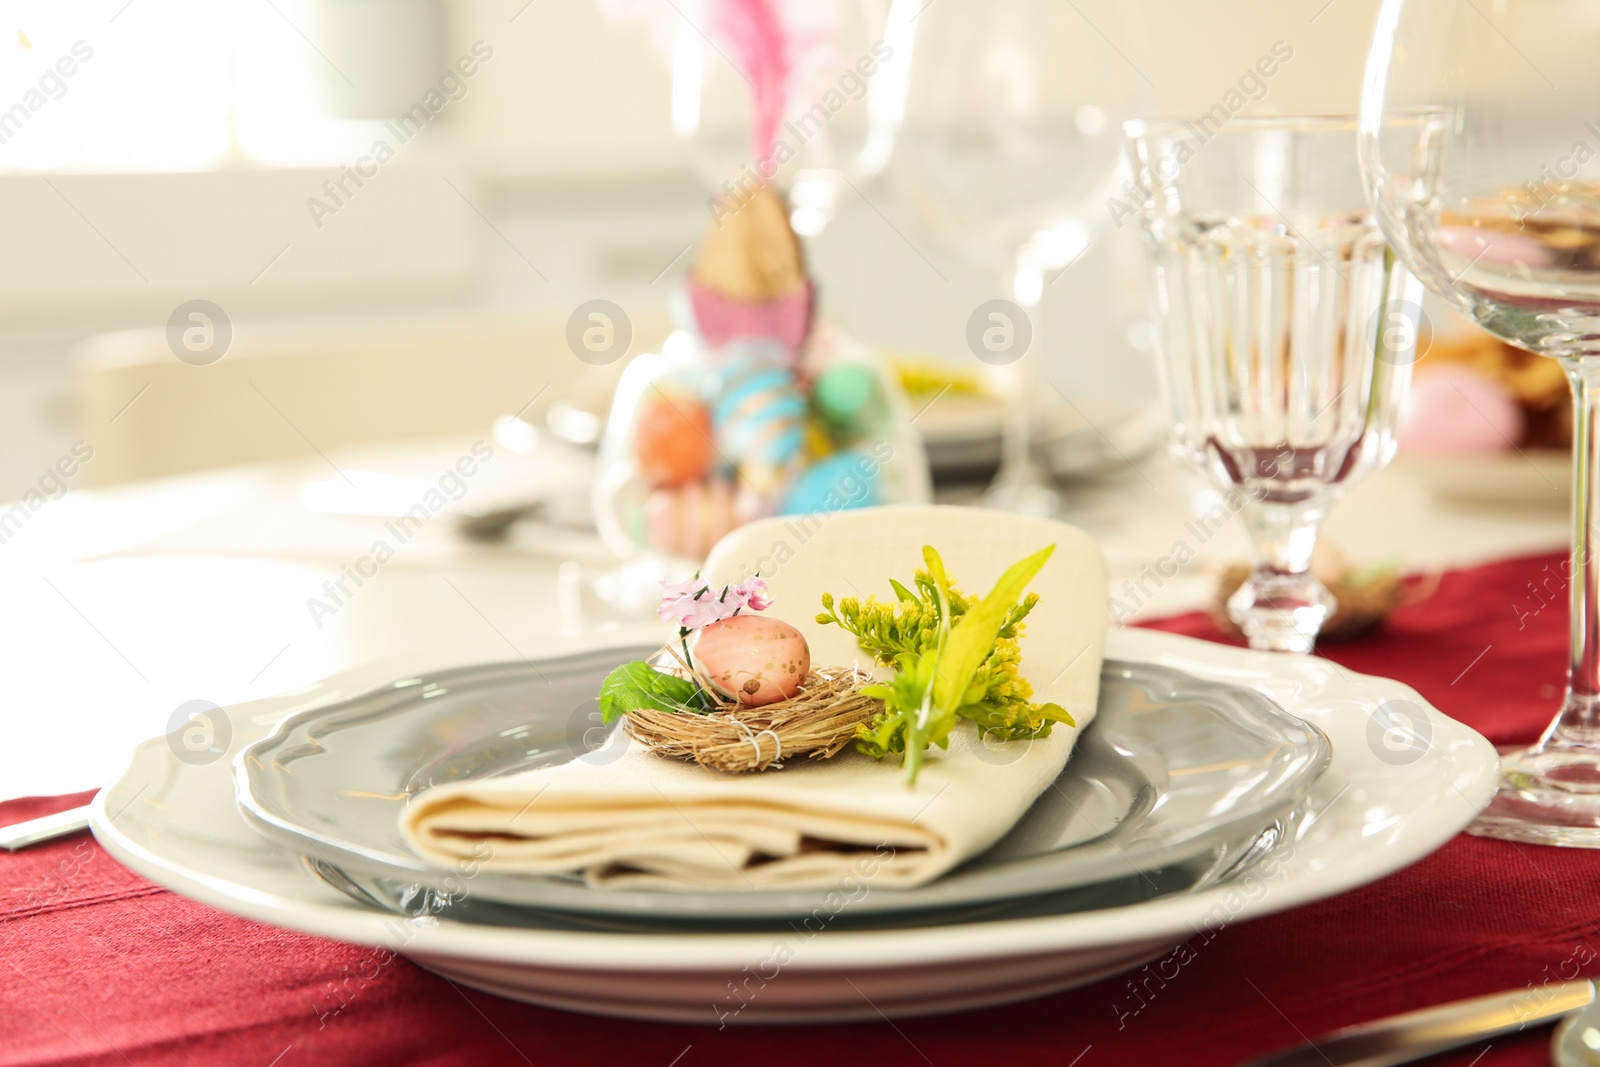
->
670;0;887;238
1363;0;1600;845
871;0;1145;515
1126;117;1422;653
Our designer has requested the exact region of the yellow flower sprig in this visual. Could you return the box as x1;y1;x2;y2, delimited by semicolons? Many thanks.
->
816;544;1073;784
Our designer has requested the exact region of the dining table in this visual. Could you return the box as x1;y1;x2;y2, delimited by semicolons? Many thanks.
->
1;431;1590;1066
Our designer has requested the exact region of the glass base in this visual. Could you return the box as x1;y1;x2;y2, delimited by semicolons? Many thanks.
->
1467;743;1600;848
983;479;1061;518
1226;570;1335;655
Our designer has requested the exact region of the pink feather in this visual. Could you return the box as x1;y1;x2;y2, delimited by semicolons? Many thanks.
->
708;0;794;162
597;0;838;170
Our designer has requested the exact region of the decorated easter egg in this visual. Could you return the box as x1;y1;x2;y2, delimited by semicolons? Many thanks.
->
714;354;806;491
688;277;815;360
811;363;888;441
1399;365;1522;455
643;478;763;559
633;391;715;487
687;186;815;357
693;614;811;706
779;451;881;516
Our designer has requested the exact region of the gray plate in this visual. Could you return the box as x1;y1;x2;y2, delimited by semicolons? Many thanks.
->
302;807;1298;932
235;649;1330;921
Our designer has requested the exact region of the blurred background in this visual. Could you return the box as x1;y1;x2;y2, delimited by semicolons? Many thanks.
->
0;0;1387;498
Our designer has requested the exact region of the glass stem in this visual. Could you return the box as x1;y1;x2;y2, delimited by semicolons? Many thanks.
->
1228;500;1335;654
983;257;1060;516
998;329;1044;482
1542;358;1600;749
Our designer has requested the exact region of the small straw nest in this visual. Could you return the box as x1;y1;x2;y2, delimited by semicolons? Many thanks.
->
624;665;881;774
1214;563;1427;641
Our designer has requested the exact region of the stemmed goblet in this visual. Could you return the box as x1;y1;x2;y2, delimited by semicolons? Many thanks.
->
1125;117;1422;653
1363;0;1600;845
872;0;1145;515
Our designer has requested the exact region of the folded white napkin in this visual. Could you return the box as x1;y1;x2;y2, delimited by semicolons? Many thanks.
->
401;506;1108;891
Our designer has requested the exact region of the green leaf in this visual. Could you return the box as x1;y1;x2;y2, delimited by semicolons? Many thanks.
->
888;579;917;603
1035;702;1075;726
931;545;1055;717
597;661;704;724
921;545;953;632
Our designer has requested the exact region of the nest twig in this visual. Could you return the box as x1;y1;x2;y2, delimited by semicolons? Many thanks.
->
624;665;880;774
1214;564;1423;641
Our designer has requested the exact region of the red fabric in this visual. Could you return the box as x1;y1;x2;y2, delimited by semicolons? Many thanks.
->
4;549;1598;1066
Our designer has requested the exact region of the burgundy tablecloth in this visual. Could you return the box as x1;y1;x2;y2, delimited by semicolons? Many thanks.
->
5;550;1598;1067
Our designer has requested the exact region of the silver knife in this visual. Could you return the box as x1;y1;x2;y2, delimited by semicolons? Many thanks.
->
0;804;92;851
1243;979;1598;1067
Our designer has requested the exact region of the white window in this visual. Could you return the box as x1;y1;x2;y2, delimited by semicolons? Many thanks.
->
0;0;368;172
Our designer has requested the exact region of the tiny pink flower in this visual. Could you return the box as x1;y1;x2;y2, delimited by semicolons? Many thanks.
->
731;578;773;612
658;578;706;605
679;594;733;630
657;575;772;631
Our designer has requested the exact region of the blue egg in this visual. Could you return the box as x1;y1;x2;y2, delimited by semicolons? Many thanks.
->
780;452;882;516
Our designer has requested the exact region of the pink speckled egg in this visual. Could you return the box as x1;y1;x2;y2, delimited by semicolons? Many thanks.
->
1399;365;1523;455
692;615;810;707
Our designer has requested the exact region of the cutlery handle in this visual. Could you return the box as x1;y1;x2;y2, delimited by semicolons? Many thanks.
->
1243;980;1597;1067
0;804;92;851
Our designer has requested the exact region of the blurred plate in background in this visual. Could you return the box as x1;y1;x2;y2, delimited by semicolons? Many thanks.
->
1397;451;1569;509
916;394;1165;481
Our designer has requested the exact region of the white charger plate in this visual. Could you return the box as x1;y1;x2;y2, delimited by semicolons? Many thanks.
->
90;627;1498;1024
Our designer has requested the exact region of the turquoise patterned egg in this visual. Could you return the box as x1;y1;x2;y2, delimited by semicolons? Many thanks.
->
713;357;806;471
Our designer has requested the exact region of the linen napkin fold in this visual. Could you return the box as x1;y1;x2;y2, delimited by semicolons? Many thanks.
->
401;506;1108;891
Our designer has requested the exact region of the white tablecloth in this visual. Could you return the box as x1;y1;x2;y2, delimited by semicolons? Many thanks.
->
0;435;1566;801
